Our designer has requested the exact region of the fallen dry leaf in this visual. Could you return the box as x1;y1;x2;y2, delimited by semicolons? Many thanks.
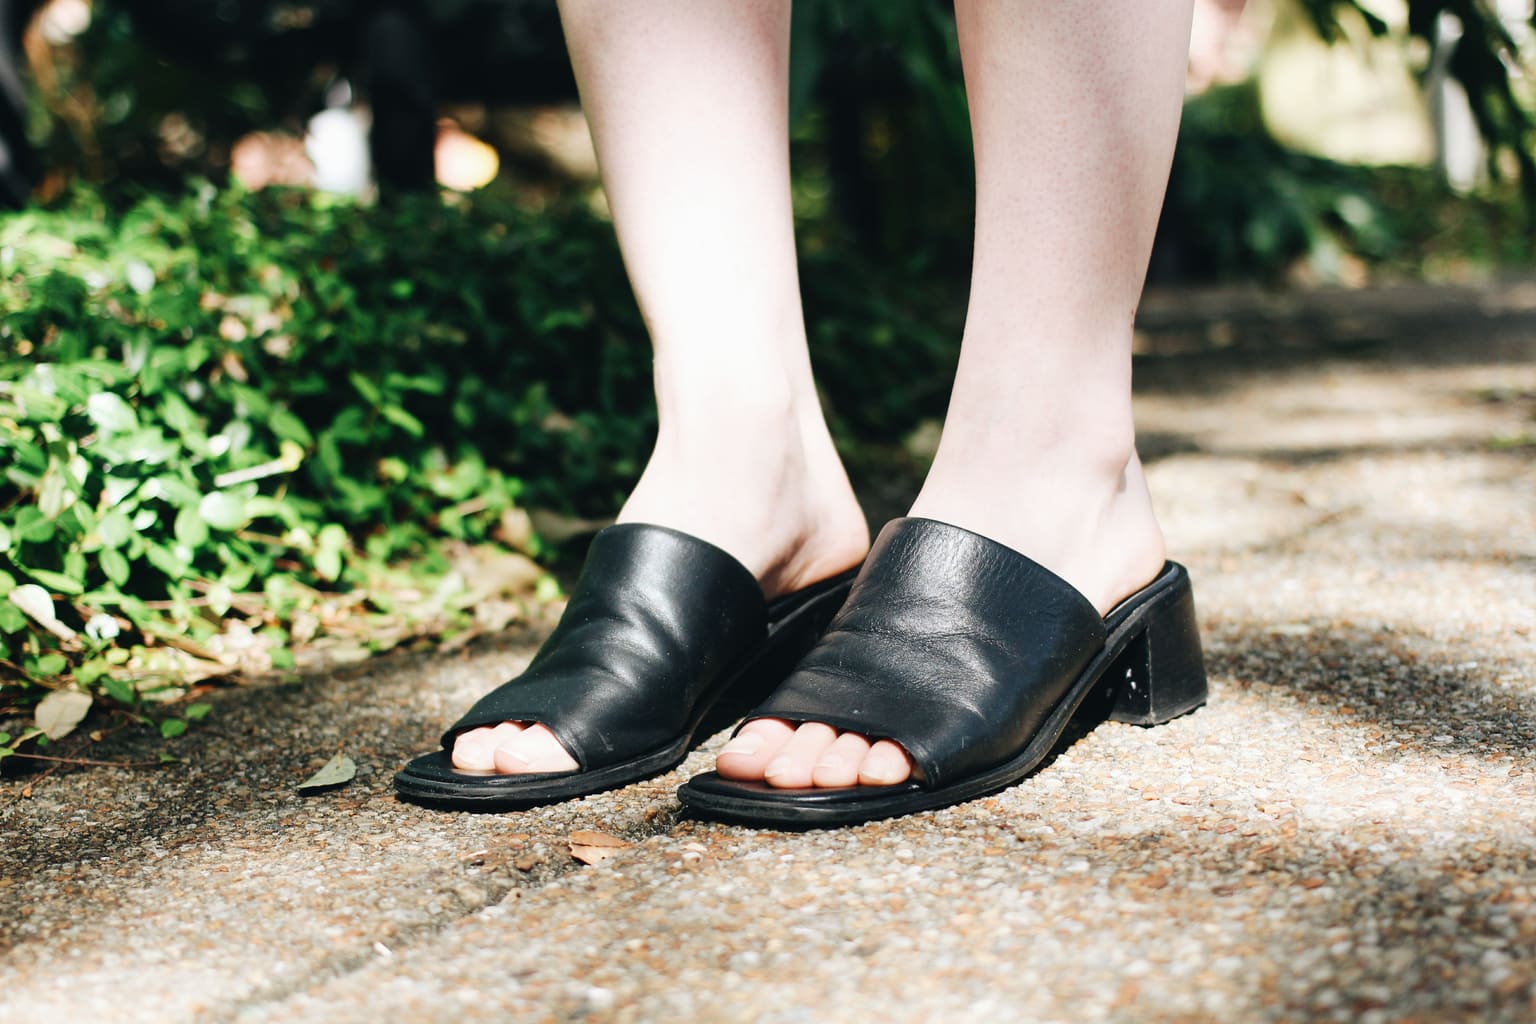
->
529;508;613;545
494;507;536;554
445;542;543;602
568;830;633;866
297;753;357;794
35;689;92;740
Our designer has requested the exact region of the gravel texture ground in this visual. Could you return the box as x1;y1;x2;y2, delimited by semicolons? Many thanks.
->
3;282;1534;1023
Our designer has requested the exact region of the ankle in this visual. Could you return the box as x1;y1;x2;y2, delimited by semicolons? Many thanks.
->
910;427;1165;614
619;404;867;598
928;398;1141;489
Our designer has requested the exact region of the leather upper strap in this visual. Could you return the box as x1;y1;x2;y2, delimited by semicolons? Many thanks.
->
751;518;1106;788
443;524;767;771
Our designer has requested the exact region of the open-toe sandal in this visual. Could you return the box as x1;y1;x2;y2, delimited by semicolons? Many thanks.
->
394;523;857;811
677;517;1207;827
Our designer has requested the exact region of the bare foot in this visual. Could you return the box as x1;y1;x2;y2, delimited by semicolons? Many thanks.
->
451;398;868;775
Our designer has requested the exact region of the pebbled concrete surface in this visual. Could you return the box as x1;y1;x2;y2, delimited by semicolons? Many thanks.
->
3;281;1535;1023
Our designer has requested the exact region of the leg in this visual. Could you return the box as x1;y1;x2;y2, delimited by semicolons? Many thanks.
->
453;0;868;775
719;0;1194;788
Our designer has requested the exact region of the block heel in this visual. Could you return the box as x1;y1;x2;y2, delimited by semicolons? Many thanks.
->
1105;573;1207;726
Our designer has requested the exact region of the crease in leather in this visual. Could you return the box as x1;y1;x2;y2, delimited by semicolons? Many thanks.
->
750;517;1106;789
441;523;766;771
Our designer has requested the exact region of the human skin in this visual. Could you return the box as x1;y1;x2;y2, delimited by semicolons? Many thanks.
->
454;0;1195;790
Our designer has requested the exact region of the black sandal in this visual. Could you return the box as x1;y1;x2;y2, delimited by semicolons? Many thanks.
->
677;517;1207;827
394;523;857;811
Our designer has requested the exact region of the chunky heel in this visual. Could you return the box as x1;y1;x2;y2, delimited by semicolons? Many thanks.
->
1106;573;1208;726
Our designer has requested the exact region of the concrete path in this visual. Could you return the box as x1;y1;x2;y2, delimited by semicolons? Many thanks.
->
4;282;1534;1023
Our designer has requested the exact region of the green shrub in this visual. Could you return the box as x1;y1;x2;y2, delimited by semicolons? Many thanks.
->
0;184;652;752
0;183;962;755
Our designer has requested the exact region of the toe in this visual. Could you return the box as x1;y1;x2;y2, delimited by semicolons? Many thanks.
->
716;718;795;780
763;722;840;788
811;731;871;788
858;739;914;786
451;725;507;771
491;723;580;774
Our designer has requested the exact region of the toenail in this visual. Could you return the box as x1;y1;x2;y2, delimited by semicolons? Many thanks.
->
720;734;762;757
763;757;790;779
814;756;842;771
494;747;530;766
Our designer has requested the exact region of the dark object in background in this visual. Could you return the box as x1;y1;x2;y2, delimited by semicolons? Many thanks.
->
356;0;575;194
121;0;574;192
0;0;41;208
361;7;437;192
5;0;576;202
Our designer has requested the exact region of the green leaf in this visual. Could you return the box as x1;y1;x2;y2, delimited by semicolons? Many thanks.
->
144;541;190;579
98;510;134;548
33;652;68;677
349;372;382;406
99;549;130;589
315;546;342;582
100;547;131;586
380;404;425;437
102;475;139;508
125;259;155;295
103;676;136;704
75;659;107;686
199;491;249;531
160;718;189;739
63;548;86;585
96;429;179;466
15;384;67;421
185;702;213;720
174;506;209;548
13;506;56;544
86;392;140;435
268;406;313;446
147;474;202;509
38;460;79;519
158;393;200;437
26;568;85;595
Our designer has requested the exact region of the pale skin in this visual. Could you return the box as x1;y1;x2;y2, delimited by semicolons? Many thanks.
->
452;0;1195;789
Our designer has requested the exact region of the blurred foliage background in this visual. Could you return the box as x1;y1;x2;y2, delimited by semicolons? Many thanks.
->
2;0;1534;753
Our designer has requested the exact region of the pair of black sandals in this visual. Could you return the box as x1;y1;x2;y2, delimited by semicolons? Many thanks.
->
394;517;1207;827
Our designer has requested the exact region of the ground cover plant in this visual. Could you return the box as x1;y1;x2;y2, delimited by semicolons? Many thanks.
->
0;185;652;759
